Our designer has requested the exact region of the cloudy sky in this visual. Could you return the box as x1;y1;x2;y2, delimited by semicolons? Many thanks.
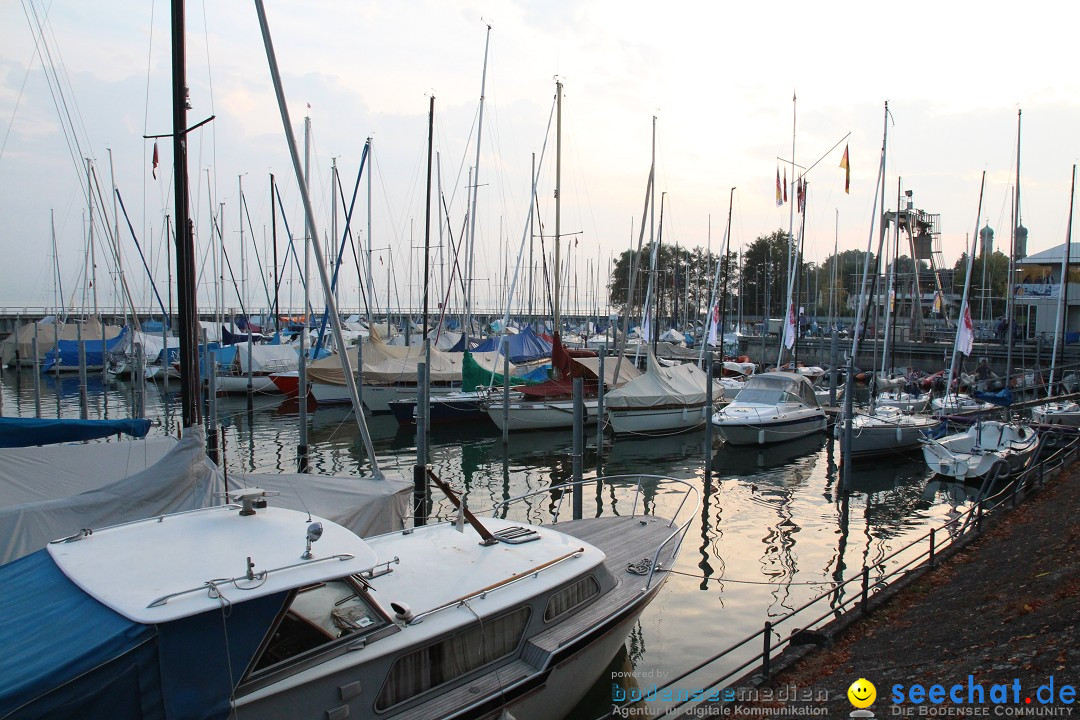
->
2;0;1078;317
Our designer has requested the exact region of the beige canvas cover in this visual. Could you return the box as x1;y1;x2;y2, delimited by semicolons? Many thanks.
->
604;351;717;409
1;319;122;366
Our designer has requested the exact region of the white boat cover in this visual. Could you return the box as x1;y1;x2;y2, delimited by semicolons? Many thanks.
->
131;331;180;360
236;343;298;374
239;471;412;538
605;352;716;408
0;430;221;565
659;328;685;344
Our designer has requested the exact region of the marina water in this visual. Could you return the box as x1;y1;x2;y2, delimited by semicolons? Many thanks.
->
1;370;977;717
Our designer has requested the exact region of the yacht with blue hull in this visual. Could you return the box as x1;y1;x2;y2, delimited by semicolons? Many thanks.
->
0;477;695;720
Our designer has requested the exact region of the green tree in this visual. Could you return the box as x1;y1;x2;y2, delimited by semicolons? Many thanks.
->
742;229;799;317
954;250;1010;318
608;242;733;325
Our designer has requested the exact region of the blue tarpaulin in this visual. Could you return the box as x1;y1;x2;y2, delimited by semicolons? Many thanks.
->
471;325;552;364
0;417;151;447
41;326;128;372
0;550;162;720
973;388;1014;407
0;550;289;720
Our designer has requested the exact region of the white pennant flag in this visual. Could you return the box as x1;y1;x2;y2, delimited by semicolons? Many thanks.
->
707;304;719;347
957;301;974;356
783;302;797;350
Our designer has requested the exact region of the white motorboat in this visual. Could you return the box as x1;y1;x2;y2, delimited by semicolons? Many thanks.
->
0;476;696;720
877;389;930;413
921;420;1040;481
837;405;941;458
711;371;826;446
1031;400;1080;426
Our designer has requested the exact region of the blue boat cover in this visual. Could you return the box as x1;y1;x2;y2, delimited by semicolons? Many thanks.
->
0;550;161;720
141;320;167;333
155;346;181;365
220;326;263;346
973;387;1014;407
41;326;128;372
0;417;151;447
0;550;290;720
471;325;552;364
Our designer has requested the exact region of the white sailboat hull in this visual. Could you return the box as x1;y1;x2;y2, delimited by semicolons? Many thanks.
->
214;375;281;394
921;421;1040;481
488;399;599;432
607;403;710;436
1031;401;1080;426
312;382;456;413
838;410;940;457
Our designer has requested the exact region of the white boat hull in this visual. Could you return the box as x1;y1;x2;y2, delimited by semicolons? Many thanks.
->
921;421;1040;481
1031;401;1080;426
214;374;281;394
838;410;940;457
312;382;456;413
711;406;826;446
607;403;710;436
488;399;599;432
877;391;930;413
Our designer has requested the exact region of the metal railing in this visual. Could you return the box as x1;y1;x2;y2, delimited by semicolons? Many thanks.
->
605;434;1079;718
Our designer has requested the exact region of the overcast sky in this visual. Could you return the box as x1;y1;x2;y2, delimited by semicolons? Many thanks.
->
2;0;1079;316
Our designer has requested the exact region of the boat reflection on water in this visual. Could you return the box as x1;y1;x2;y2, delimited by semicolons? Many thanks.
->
711;431;825;474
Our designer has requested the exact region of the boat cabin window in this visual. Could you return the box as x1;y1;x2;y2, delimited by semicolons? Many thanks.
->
544;575;600;622
252;576;386;672
375;606;531;711
734;387;800;405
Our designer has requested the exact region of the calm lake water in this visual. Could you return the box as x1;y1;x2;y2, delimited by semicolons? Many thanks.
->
1;369;977;718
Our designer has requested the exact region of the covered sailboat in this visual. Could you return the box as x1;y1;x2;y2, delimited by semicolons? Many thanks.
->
605;351;720;435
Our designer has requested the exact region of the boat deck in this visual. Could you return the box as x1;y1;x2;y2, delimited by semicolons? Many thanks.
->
404;515;677;720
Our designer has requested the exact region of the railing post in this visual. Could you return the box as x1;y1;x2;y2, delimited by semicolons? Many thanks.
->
761;621;772;679
929;528;936;569
861;567;870;613
976;499;983;533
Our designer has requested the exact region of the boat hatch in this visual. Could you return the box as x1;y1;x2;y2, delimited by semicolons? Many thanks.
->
493;526;542;544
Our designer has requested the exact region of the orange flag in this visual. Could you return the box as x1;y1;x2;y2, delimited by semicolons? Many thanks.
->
839;144;850;194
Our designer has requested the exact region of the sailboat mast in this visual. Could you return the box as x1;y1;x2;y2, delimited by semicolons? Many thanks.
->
720;187;736;352
423;95;434;342
554;79;563;333
466;24;492;344
366;137;373;330
171;0;200;428
1049;165;1076;392
1005;109;1022;390
86;158;99;320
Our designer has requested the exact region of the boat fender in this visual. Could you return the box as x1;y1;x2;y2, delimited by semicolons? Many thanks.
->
390;602;414;623
896;427;902;443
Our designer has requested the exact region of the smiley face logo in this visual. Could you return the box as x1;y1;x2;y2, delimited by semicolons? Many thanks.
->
847;678;876;708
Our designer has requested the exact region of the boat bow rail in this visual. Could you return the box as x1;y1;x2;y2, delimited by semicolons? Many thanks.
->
489;474;699;590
